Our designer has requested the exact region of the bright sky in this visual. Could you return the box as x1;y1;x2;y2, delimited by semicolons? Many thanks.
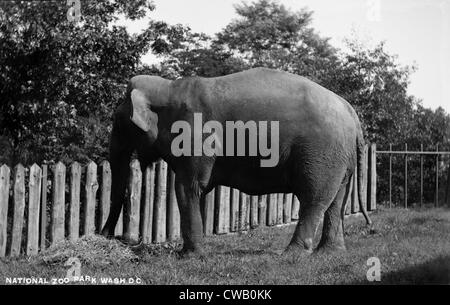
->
122;0;450;112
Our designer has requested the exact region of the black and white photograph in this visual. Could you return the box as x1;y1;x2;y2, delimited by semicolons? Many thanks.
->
0;0;449;292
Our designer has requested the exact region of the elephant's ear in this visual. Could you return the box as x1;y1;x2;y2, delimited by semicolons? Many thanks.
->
130;89;158;133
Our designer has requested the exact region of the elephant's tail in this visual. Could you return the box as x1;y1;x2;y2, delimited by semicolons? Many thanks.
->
356;131;372;226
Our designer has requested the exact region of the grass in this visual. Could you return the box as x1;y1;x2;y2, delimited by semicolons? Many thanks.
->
1;206;449;285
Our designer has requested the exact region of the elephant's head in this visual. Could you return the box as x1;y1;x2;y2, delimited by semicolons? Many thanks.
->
129;75;172;148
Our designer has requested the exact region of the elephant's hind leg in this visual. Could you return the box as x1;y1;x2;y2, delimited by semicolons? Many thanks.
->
316;180;351;252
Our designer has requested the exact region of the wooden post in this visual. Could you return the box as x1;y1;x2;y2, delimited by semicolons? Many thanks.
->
276;193;283;224
51;162;65;244
84;161;98;236
167;169;180;240
420;144;424;207
125;159;141;243
0;165;10;257
250;195;259;228
40;164;48;251
215;186;230;234
68;162;81;241
267;193;277;226
230;188;239;232
292;195;300;220
115;207;124;237
283;193;293;223
404;144;408;208
153;160;167;243
99;160;111;230
351;163;359;214
367;144;377;211
27;164;42;255
238;192;249;231
203;189;215;236
389;144;392;208
435;145;439;207
445;160;450;207
258;195;267;226
141;164;155;243
11;164;25;257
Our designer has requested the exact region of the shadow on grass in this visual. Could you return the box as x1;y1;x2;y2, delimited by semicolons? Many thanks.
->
352;255;450;284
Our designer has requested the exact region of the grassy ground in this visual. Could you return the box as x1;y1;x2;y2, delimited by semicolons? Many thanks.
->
1;206;449;285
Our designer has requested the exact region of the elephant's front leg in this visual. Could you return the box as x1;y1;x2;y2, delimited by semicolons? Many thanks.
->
175;177;205;257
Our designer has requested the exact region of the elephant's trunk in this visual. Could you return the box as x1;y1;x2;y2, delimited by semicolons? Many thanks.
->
100;120;133;237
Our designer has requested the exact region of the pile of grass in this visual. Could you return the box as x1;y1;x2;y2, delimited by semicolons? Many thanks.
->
35;235;138;266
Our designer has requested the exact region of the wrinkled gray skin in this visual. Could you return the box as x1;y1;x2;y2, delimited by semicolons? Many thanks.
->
100;68;371;256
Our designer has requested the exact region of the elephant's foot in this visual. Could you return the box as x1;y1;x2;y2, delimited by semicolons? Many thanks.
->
100;227;114;239
176;245;206;260
284;239;314;255
315;240;346;254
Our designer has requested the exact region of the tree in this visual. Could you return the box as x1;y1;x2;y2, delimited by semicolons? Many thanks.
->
0;0;157;164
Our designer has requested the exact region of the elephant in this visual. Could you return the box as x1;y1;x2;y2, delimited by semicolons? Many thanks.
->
100;67;371;256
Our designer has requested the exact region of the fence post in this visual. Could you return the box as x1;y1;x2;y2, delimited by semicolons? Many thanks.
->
69;162;81;241
99;160;111;230
351;163;359;214
125;159;141;243
141;164;155;243
230;188;239;232
420;144;424;207
445;161;450;207
238;192;248;231
215;186;230;234
51;162;65;244
11;164;25;257
435;145;439;207
153;160;167;243
167;169;180;240
258;195;267;226
0;165;10;258
389;144;392;208
276;193;284;224
291;195;300;221
203;189;215;236
40;165;48;250
84;161;98;236
267;193;277;226
404;144;408;209
367;144;377;211
250;195;259;228
27;164;42;255
283;193;293;223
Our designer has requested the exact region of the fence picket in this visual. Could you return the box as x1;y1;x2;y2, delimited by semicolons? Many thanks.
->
250;195;259;228
100;161;111;230
283;193;293;223
141;164;155;243
0;165;11;257
203;189;215;236
368;144;377;211
267;193;277;226
351;164;359;213
167;169;180;240
51;162;65;244
276;193;283;224
258;195;267;226
69;162;81;241
11;164;25;257
27;164;42;255
215;186;230;234
84;161;98;236
125;160;141;243
154;161;167;242
230;188;239;232
291;196;300;220
40;165;48;250
239;192;249;231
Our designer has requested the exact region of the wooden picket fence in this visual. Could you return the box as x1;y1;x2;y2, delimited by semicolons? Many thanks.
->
0;144;376;258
